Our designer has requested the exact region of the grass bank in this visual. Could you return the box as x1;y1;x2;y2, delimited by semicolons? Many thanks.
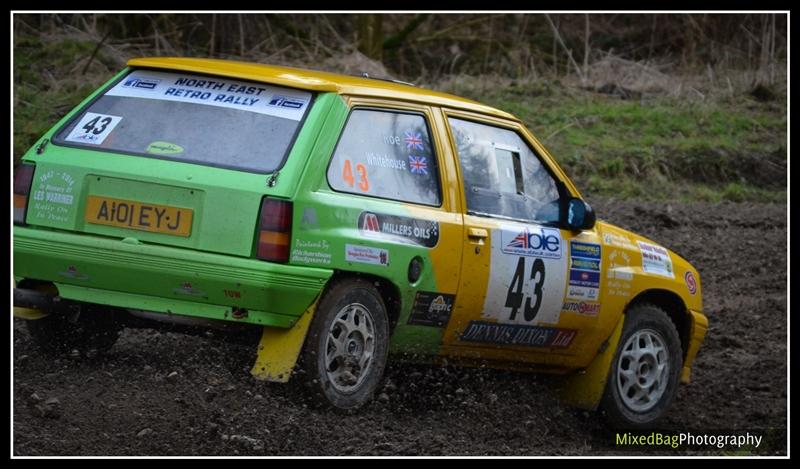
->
14;33;787;203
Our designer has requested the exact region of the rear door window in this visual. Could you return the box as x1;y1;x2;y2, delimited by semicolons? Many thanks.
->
53;69;313;173
327;109;441;206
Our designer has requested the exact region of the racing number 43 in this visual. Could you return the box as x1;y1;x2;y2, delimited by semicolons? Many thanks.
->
506;257;546;322
342;159;369;192
82;115;113;135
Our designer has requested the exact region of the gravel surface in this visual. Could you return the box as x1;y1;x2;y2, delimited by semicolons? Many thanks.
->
13;198;787;456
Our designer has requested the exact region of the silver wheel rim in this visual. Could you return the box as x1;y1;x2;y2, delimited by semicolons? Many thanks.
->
616;328;670;413
324;302;376;393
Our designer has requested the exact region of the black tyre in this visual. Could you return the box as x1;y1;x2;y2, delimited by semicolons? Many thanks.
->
26;305;122;357
299;277;390;410
600;303;683;429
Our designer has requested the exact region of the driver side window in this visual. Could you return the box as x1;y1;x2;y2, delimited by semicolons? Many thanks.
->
448;117;560;224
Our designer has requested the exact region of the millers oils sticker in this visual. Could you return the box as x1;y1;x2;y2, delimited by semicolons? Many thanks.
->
358;211;439;248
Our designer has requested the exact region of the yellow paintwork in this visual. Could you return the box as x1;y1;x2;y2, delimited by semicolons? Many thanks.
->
681;309;709;383
127;57;516;121
556;313;625;410
13;307;49;320
250;300;317;383
425;105;706;409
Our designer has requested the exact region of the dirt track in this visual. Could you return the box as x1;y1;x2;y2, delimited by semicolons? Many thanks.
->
13;197;787;456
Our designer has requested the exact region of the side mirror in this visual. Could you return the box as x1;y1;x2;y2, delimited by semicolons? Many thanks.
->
564;198;596;231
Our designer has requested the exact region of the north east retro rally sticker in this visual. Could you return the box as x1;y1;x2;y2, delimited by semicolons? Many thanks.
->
105;70;311;121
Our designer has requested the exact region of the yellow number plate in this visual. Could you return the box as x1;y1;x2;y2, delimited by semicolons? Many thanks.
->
85;195;193;237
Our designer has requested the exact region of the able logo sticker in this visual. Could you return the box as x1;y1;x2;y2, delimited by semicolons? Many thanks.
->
146;141;184;155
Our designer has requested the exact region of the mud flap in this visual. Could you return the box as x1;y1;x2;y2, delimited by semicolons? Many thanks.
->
555;314;625;410
681;309;708;384
250;300;317;383
13;307;49;320
13;280;54;320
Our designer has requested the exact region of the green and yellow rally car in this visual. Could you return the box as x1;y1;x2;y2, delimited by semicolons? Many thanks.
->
13;57;708;427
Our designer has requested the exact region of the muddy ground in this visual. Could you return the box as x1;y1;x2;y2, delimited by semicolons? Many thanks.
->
13;197;787;456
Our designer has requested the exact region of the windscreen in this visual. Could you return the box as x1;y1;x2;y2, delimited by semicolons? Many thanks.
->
53;69;313;173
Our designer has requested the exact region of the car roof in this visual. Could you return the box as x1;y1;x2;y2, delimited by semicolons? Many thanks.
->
127;57;519;122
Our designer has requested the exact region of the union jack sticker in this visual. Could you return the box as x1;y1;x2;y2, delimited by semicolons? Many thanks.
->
404;131;424;151
408;156;428;175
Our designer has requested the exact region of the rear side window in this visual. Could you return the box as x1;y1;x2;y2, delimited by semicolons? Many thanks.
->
327;109;441;206
448;118;560;224
53;69;313;173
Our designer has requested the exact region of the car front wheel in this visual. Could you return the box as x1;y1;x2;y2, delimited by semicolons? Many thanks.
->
601;303;683;428
299;278;390;411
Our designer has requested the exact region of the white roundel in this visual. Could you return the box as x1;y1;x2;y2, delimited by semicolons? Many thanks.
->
480;224;568;326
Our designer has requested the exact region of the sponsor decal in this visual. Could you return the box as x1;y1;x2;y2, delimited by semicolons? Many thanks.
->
460;321;577;348
606;281;632;298
146;141;184;155
562;301;601;317
685;271;698;295
566;285;599;301
345;244;389;266
122;76;161;90
567;241;601;299
408;291;455;327
58;265;89;281
105;70;310;121
290;239;331;266
501;226;562;259
638;241;674;278
607;250;634;281
173;281;207;297
571;241;601;259
569;269;600;287
571;257;600;271
603;231;637;250
408;155;428;175
65;112;123;145
484;225;568;326
403;130;425;151
299;207;319;231
358;211;439;248
267;95;307;109
30;170;77;224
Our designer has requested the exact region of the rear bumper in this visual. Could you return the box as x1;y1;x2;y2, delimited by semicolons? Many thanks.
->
13;226;332;328
681;309;709;383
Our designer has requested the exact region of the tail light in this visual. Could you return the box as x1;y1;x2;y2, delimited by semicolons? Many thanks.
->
13;163;35;225
256;197;292;263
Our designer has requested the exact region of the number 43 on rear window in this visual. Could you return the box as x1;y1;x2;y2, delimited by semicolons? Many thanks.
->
65;112;123;146
341;159;369;192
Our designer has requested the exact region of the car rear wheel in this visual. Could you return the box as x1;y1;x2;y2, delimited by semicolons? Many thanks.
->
601;303;683;429
26;305;122;357
299;278;389;411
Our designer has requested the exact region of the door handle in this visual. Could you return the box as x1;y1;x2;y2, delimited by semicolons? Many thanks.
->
467;227;488;244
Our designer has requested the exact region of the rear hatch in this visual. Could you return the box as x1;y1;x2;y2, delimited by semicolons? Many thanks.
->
23;68;315;257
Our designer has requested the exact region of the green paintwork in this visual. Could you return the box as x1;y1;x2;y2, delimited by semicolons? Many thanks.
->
55;284;297;328
14;226;331;326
